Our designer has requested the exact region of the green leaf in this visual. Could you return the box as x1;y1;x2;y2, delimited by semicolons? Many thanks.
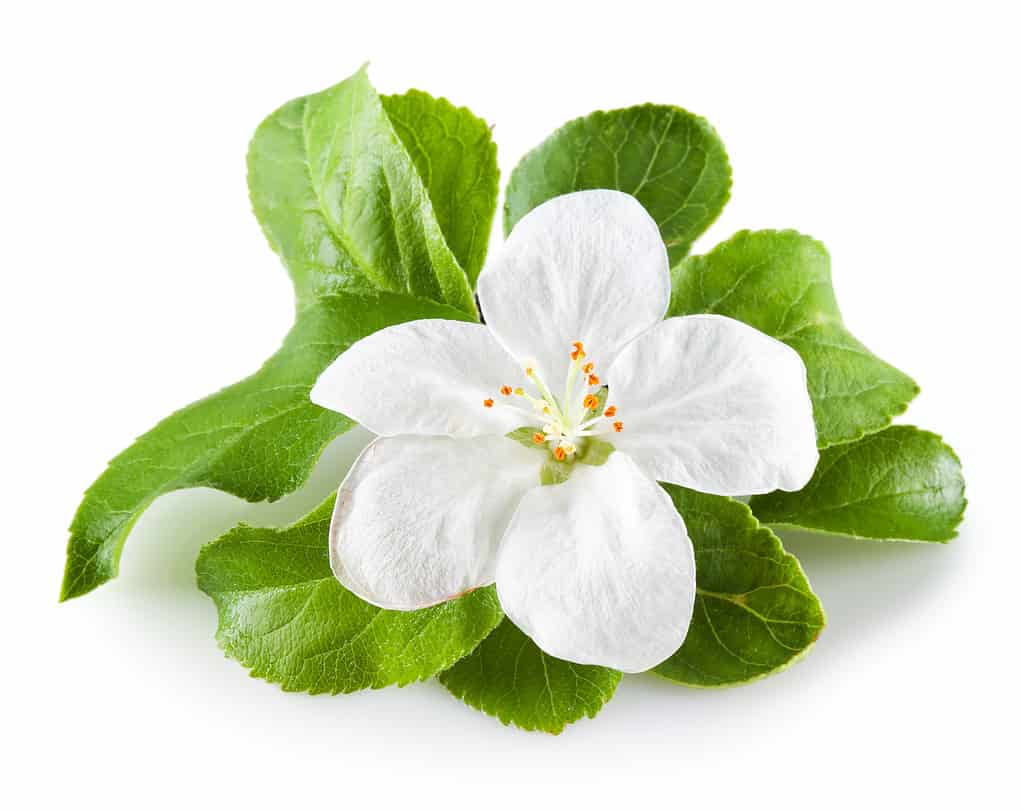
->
655;486;825;687
504;104;731;264
670;230;919;447
382;89;499;286
60;291;472;601
248;66;476;315
63;71;496;600
750;426;966;542
196;498;504;693
439;618;622;734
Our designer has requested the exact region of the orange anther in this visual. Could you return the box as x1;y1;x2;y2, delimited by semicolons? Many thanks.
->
500;385;513;396
483;398;494;408
532;432;545;445
587;374;600;386
554;446;567;461
583;394;599;410
583;362;594;374
613;421;624;433
604;406;617;417
570;341;586;361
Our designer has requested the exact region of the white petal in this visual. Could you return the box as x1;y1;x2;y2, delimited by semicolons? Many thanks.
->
477;190;669;386
495;453;695;672
608;315;819;496
311;319;533;437
330;435;541;610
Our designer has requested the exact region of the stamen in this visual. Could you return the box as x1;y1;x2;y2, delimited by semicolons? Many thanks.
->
576;413;605;431
511;346;620;464
483;398;494;408
525;364;565;423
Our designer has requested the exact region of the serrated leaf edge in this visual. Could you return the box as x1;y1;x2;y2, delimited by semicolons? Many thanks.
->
503;102;733;245
196;512;504;696
437;651;623;735
755;426;967;543
672;227;921;450
656;492;827;689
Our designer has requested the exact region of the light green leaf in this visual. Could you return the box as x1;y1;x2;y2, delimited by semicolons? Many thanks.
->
750;425;966;542
60;292;472;601
439;618;622;734
670;230;919;447
504;104;731;264
196;498;503;693
63;72;495;600
655;486;825;687
382;89;499;286
248;67;476;314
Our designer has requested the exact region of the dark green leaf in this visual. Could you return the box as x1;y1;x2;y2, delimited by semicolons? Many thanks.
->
750;426;966;542
670;230;919;447
60;292;472;600
382;89;499;286
439;618;622;734
248;67;476;314
505;104;731;263
655;486;825;686
196;498;503;693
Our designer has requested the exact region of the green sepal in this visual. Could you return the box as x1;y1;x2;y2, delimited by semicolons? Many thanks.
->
506;427;544;449
540;458;573;486
576;438;614;466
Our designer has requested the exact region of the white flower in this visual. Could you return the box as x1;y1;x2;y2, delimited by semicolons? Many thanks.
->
311;190;818;672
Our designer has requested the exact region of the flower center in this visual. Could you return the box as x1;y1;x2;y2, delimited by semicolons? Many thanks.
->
484;341;623;460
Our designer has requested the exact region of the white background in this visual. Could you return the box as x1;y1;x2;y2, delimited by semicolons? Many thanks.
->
4;1;1021;808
